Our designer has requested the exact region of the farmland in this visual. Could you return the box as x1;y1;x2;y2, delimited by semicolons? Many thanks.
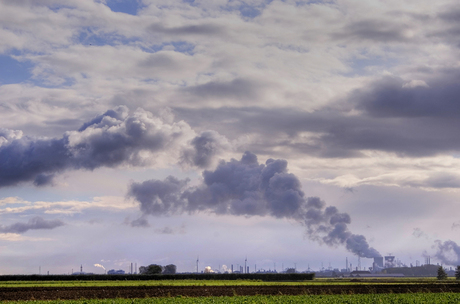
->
0;278;459;301
2;293;460;304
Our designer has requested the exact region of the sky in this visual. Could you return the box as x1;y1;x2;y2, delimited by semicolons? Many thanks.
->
1;0;460;275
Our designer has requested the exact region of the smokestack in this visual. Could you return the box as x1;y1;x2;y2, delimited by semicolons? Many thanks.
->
245;257;247;274
131;263;133;274
231;264;233;273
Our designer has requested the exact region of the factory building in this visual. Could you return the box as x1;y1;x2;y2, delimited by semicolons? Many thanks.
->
107;269;125;275
385;256;396;268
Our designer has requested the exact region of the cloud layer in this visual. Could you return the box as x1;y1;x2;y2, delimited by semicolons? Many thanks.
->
0;216;64;234
0;106;227;187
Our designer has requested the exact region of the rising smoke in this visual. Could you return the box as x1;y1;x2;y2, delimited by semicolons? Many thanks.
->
128;151;381;258
432;240;460;266
0;106;227;188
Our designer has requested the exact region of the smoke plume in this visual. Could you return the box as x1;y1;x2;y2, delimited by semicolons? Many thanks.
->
94;264;106;270
0;106;227;188
180;130;231;168
432;240;460;266
128;151;380;258
0;216;65;234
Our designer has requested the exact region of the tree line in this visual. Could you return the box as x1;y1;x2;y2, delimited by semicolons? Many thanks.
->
437;265;460;280
139;264;177;275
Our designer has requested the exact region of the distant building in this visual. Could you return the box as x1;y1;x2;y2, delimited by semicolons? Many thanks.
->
385;256;395;268
374;257;384;268
107;269;125;275
358;273;405;278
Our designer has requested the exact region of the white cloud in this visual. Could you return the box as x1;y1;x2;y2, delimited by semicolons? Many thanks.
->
0;196;136;215
0;233;54;242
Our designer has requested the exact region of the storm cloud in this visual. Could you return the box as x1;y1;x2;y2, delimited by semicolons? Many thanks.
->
0;106;227;187
129;152;380;258
174;71;460;158
0;216;65;234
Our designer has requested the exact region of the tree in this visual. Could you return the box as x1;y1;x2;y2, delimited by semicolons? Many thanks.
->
455;266;460;280
437;266;447;280
139;264;163;275
163;264;177;274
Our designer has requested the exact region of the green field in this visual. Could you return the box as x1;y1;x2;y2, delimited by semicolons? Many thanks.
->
3;293;460;304
0;277;451;288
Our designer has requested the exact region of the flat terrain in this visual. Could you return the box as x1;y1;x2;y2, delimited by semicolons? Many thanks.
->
1;283;460;300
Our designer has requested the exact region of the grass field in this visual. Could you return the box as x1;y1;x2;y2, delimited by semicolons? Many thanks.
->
0;277;453;288
2;293;460;304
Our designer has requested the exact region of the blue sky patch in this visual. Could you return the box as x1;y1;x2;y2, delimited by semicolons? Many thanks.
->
343;55;399;77
0;55;33;85
105;0;144;15
239;5;262;18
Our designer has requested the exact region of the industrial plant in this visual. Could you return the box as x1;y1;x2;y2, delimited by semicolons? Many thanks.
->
37;254;456;278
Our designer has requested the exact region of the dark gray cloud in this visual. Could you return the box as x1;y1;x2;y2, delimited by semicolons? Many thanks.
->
431;7;460;46
154;225;186;235
139;53;178;69
174;71;460;158
128;176;189;216
181;78;262;101
422;173;460;189
412;228;428;239
180;131;230;168
175;105;460;158
33;174;55;187
332;19;412;43
0;107;198;188
353;76;460;118
0;216;65;234
130;216;150;228
148;23;226;36
0;135;69;187
452;222;460;230
432;240;460;266
129;152;380;258
78;106;128;132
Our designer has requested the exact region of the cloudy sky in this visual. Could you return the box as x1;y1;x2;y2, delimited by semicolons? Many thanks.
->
1;0;460;275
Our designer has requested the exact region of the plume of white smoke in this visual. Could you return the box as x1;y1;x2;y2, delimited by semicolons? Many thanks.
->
128;151;380;258
432;240;460;266
221;265;230;273
94;263;105;270
204;266;214;273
